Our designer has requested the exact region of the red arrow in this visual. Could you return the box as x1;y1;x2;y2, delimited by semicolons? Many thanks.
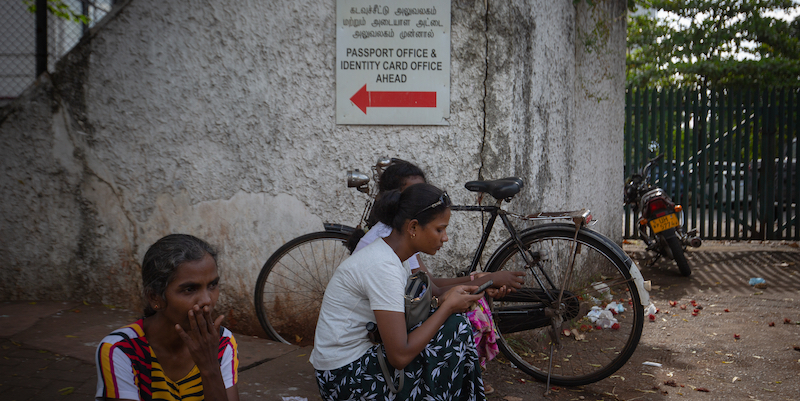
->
350;84;436;114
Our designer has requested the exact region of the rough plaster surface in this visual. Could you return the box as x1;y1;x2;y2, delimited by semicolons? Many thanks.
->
0;0;627;334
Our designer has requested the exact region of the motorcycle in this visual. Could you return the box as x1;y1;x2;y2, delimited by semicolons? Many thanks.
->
624;154;701;276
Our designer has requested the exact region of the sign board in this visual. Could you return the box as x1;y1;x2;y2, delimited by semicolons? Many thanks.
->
336;0;451;125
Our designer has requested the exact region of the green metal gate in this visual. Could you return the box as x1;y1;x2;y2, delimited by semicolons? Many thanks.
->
624;87;799;240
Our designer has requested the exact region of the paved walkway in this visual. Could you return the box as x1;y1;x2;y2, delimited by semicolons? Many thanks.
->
0;302;321;401
1;240;797;401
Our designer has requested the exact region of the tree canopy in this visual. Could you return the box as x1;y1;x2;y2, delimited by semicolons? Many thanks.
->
627;0;800;88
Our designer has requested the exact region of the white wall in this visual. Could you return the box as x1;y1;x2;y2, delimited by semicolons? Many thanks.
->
0;0;627;334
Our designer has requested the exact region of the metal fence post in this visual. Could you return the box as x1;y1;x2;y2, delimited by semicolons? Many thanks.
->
35;0;47;77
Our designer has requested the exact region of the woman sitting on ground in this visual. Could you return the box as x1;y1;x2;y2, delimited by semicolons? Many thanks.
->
95;234;239;401
349;160;525;393
311;183;486;400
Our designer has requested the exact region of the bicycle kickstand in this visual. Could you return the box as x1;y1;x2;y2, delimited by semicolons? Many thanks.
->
543;314;563;397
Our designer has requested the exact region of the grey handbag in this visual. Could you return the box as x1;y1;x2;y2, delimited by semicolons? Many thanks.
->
404;271;433;330
376;271;434;393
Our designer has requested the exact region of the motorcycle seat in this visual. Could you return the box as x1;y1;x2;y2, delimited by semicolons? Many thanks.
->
464;177;524;200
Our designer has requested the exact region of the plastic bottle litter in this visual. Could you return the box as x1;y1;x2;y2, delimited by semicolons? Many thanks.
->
749;277;765;286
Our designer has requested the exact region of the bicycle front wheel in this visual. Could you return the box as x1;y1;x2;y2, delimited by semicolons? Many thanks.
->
487;224;644;386
254;231;351;345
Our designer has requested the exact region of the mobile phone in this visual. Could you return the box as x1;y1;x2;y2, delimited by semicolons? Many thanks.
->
472;280;493;295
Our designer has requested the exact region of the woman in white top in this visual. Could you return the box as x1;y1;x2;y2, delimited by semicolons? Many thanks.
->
351;161;524;292
311;183;486;400
349;161;525;394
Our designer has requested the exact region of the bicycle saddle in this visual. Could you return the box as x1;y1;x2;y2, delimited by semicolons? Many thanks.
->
464;177;524;200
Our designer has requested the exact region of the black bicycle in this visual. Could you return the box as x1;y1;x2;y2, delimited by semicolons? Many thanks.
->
255;158;648;386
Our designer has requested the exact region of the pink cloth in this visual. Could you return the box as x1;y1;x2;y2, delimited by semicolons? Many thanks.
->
466;297;499;367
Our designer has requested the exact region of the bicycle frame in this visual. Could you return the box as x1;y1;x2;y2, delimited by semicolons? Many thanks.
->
347;158;597;307
256;159;647;387
452;201;594;305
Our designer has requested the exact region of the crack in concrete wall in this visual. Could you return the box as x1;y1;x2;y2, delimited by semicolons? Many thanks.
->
479;0;490;181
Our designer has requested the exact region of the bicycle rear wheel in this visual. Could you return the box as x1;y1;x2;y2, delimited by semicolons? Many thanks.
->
487;224;644;386
663;228;691;276
254;231;351;345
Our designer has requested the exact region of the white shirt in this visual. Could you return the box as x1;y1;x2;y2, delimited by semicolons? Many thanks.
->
310;238;408;371
355;221;420;272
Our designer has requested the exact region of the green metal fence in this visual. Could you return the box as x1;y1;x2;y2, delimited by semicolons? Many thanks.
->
624;87;799;240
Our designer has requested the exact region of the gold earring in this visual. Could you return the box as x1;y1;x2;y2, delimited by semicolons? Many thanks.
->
412;233;416;238
153;305;159;310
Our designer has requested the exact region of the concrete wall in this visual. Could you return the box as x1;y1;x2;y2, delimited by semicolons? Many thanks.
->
0;0;627;334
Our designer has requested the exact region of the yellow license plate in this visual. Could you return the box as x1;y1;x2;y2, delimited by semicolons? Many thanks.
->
649;214;680;233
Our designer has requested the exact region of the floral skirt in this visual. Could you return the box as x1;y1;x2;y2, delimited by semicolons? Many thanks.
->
315;314;485;401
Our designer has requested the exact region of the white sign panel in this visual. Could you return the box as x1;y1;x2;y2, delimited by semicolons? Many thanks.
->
336;0;451;125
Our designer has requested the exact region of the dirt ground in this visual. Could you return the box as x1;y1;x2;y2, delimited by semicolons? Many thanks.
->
482;240;800;401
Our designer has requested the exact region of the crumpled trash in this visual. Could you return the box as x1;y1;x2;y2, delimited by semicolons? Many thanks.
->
749;277;765;286
644;303;658;321
587;306;618;329
606;301;625;314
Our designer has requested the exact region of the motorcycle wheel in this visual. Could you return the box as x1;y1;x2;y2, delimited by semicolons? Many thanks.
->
663;228;691;277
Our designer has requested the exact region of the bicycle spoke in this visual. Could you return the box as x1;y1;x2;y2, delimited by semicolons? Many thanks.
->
280;243;333;290
488;225;644;386
255;232;350;345
266;264;324;293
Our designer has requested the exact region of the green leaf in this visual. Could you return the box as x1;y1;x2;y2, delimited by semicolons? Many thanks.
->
23;0;91;25
58;387;74;396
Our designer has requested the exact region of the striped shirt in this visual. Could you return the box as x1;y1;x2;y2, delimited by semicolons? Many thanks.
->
95;319;238;401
